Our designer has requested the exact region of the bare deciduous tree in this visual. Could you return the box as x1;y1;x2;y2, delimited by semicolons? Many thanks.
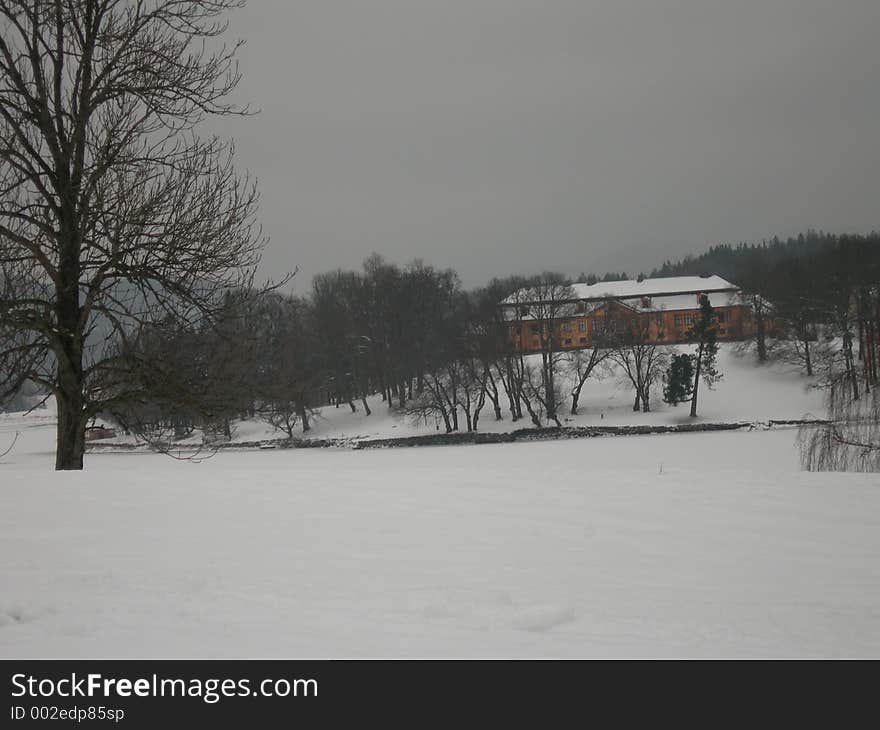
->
608;310;671;413
0;0;276;469
518;274;574;426
800;371;880;472
564;305;613;416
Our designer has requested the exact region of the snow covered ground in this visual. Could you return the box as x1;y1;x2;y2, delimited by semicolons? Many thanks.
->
78;344;827;447
303;344;825;441
1;382;879;657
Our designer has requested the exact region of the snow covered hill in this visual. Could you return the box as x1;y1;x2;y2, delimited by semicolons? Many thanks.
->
70;343;824;447
288;343;825;442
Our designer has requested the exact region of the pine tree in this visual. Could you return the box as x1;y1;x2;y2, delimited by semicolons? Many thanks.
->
686;295;722;417
663;354;695;405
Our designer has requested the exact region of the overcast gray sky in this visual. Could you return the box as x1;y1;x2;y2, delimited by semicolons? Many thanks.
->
215;0;880;291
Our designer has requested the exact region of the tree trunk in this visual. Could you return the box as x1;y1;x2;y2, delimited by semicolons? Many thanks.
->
55;274;86;470
804;338;813;377
491;397;502;421
473;389;486;431
55;385;86;471
542;354;557;422
485;371;502;420
844;332;859;401
570;387;582;416
440;404;452;434
505;358;522;420
755;311;767;362
298;399;311;432
521;391;541;427
690;343;703;417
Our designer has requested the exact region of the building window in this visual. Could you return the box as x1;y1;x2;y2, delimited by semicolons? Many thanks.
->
684;314;693;325
529;323;539;333
579;337;587;344
578;320;586;332
674;315;682;327
656;314;663;327
563;321;571;332
575;301;586;313
592;318;602;332
564;338;572;346
717;311;726;323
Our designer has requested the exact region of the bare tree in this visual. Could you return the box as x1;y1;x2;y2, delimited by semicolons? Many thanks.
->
0;1;277;469
800;246;880;471
251;293;320;435
800;371;880;472
495;280;531;422
519;274;575;426
566;304;612;416
608;310;671;413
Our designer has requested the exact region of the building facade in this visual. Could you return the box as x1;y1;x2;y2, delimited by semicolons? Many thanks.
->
502;275;760;353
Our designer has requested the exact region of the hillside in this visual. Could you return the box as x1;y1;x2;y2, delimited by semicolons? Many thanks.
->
202;344;825;445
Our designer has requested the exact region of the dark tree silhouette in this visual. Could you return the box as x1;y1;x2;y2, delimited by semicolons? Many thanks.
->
663;353;695;407
0;1;274;469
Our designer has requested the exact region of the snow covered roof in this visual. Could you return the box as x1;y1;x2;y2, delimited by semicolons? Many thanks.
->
569;275;737;300
503;275;739;306
621;290;741;312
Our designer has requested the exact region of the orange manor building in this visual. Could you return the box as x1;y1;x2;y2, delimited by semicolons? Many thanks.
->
502;275;762;353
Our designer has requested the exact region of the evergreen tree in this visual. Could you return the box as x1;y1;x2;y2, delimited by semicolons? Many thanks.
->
663;353;695;406
686;295;722;417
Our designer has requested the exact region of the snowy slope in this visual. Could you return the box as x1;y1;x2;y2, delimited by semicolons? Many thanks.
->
234;344;826;443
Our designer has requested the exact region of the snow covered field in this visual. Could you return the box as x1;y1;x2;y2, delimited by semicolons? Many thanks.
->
1;396;879;657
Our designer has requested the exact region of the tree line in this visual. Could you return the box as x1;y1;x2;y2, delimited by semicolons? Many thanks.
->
78;230;880;472
655;231;880;470
92;262;735;447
